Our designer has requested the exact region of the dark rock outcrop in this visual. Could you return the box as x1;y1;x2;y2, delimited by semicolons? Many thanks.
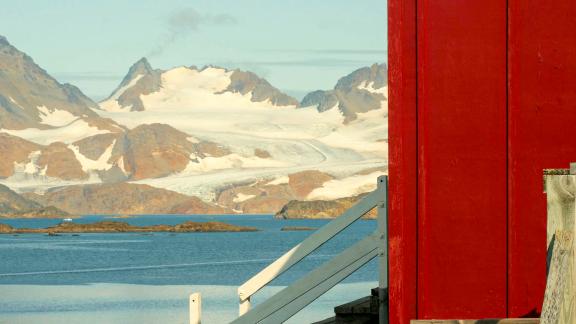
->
275;194;377;219
117;123;229;180
0;184;69;218
0;133;41;178
37;142;88;180
301;90;339;112
0;220;257;234
221;69;299;107
0;184;42;213
280;226;316;231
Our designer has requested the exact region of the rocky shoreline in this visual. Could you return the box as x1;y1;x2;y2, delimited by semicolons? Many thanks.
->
0;221;258;234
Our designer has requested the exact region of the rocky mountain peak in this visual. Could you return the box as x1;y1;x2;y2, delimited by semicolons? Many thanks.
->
0;35;9;46
300;63;388;121
0;36;110;130
125;57;154;79
335;63;387;91
114;57;157;91
101;57;162;111
0;36;36;66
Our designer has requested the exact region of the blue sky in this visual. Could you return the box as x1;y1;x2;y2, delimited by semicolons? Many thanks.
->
0;0;387;100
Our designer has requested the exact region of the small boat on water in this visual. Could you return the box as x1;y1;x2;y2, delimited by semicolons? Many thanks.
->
62;218;73;222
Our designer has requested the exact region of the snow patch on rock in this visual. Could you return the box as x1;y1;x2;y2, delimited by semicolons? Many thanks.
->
357;82;388;96
37;106;78;127
307;171;387;200
2;119;111;145
8;96;22;108
116;156;128;175
266;176;289;186
69;140;115;172
13;150;46;177
233;193;256;203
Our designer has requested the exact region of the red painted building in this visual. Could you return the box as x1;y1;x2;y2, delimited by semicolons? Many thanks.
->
388;0;576;322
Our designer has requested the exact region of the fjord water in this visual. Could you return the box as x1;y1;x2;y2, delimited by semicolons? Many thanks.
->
0;215;377;323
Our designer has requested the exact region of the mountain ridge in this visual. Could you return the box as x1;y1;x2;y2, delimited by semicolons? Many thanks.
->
100;59;300;111
0;36;388;217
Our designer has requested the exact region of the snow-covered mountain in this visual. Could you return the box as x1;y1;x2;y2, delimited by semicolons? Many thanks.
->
0;36;387;216
97;60;388;204
100;58;299;112
0;38;233;189
301;63;387;122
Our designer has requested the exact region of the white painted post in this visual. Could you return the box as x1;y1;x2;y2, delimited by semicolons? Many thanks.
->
239;295;250;316
377;176;389;324
189;293;201;324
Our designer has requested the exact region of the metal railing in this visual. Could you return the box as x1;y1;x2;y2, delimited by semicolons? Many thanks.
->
190;176;388;324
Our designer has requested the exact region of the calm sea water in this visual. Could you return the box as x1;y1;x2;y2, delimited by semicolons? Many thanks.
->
0;215;378;323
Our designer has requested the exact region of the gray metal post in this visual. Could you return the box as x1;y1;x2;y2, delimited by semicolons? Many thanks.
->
377;176;389;324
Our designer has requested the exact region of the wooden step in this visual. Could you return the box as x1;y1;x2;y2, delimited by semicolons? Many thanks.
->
411;320;539;324
312;288;387;324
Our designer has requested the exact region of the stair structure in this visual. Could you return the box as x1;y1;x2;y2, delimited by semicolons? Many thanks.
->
188;176;389;324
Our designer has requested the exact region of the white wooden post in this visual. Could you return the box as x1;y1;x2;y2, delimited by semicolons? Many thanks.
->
377;176;389;324
189;293;201;324
239;296;250;316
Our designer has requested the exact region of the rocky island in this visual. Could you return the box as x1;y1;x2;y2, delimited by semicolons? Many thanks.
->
275;194;377;219
0;221;258;234
280;226;317;231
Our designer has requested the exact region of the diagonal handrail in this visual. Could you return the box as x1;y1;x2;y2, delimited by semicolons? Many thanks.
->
231;232;380;324
237;188;383;314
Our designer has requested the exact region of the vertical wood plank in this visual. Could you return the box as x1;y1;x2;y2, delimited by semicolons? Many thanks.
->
417;0;507;318
508;0;576;317
388;0;418;322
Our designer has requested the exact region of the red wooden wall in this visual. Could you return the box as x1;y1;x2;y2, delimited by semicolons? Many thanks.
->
388;0;576;322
